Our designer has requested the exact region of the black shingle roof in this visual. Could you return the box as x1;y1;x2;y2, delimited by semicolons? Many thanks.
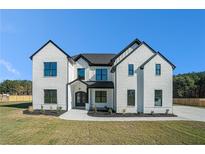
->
72;53;116;66
69;79;114;89
85;81;114;88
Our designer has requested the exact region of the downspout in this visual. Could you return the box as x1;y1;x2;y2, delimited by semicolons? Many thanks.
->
114;69;117;112
66;59;69;111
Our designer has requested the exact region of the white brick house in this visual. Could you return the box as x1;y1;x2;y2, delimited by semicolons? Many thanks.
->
30;38;175;114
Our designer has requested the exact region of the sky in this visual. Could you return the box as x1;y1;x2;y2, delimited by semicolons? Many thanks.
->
0;10;205;81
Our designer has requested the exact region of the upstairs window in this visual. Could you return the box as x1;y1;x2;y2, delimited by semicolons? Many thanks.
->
155;90;162;106
96;69;107;81
44;62;57;77
77;68;85;80
128;64;134;76
156;64;161;76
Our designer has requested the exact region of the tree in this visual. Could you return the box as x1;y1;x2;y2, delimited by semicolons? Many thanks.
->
0;80;32;95
173;71;205;98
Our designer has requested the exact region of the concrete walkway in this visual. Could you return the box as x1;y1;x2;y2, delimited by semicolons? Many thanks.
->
60;105;205;121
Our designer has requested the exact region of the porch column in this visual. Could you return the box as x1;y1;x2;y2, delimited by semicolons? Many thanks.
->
87;88;92;110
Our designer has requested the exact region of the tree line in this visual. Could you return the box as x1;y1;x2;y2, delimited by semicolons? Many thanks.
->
0;71;204;97
0;80;32;95
173;71;205;98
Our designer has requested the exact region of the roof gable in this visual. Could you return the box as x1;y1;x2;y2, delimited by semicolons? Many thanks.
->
111;38;141;62
111;41;157;72
140;52;176;69
30;40;71;60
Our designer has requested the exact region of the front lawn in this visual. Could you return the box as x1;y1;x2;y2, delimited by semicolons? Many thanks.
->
0;102;205;144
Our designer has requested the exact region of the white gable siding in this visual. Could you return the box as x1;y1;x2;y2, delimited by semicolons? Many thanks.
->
74;58;90;81
32;42;69;110
143;54;173;114
74;58;114;81
115;44;155;113
89;66;113;81
114;43;139;65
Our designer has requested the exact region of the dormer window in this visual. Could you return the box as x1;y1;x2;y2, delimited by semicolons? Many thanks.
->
77;68;85;80
96;69;107;81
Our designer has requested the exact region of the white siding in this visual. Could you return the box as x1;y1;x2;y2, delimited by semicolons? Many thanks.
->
115;44;155;113
143;54;173;114
74;58;114;82
32;42;69;110
89;66;113;81
74;58;89;81
114;43;139;65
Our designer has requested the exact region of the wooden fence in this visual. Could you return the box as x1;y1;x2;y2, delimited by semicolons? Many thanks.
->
0;95;32;102
173;98;205;107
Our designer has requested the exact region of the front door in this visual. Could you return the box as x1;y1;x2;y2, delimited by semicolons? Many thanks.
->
75;91;87;107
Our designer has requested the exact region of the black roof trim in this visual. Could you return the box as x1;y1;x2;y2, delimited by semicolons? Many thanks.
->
73;53;115;66
111;42;159;72
111;38;141;62
30;40;71;60
68;79;88;85
157;52;176;69
111;43;143;72
139;53;157;69
74;54;93;65
140;52;176;69
141;41;158;54
68;79;114;88
86;81;114;89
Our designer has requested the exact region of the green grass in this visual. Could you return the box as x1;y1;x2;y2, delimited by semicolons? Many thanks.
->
0;102;205;144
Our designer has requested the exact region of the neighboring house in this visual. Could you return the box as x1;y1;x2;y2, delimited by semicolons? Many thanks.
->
30;38;175;114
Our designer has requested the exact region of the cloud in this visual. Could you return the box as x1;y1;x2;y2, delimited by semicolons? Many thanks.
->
0;59;20;76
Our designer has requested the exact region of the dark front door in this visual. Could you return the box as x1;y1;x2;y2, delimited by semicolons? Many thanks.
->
75;91;87;107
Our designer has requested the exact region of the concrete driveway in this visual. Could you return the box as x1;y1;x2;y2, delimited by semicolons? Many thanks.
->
173;105;205;122
59;105;205;122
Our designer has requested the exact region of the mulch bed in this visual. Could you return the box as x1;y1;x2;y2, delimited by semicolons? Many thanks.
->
23;109;66;116
87;111;177;117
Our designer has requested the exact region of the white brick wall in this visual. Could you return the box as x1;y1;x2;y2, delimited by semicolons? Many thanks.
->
32;41;173;114
143;54;173;114
115;44;155;113
32;42;69;110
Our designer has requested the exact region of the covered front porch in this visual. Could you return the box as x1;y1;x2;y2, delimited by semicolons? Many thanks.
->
68;79;114;111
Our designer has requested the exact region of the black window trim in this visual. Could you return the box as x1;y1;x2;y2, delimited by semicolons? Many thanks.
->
154;89;163;107
95;91;107;103
96;68;108;81
155;63;161;76
44;62;57;77
77;68;85;80
44;89;57;104
127;89;135;106
128;64;134;76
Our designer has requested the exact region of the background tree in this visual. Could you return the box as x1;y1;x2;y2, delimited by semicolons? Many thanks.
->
173;71;205;98
0;80;32;95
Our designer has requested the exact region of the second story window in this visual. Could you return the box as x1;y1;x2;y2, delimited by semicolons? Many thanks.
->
77;68;85;80
96;69;107;81
44;62;57;77
156;64;161;76
128;64;134;76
